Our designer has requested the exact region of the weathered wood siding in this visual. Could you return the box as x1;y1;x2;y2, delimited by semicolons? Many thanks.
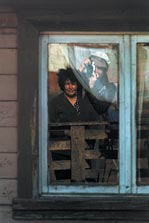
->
0;6;18;222
0;7;17;223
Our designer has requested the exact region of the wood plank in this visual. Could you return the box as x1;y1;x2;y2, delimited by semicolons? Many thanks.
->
13;195;149;210
53;179;71;183
0;49;17;74
137;158;148;168
7;0;149;9
0;75;17;100
85;169;100;178
18;8;149;33
12;209;149;221
71;126;85;181
55;128;107;143
0;7;16;13
0;102;17;127
85;129;108;140
0;206;14;223
0;179;17;204
50;160;90;171
85;168;107;182
0;13;17;27
0;153;17;178
0;34;17;48
85;150;102;159
0;127;17;152
49;140;70;151
12;196;149;220
17;16;39;198
49;152;56;182
49;121;108;127
50;160;70;170
0;28;17;34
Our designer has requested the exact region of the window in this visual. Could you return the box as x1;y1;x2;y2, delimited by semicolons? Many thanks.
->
39;34;149;195
13;29;149;220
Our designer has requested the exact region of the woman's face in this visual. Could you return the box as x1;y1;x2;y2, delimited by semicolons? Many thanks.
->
64;79;77;98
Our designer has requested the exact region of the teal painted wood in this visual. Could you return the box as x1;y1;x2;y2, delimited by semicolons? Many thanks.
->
119;36;128;193
137;186;149;194
131;35;149;194
131;35;137;194
48;35;123;44
39;35;49;193
123;35;131;193
48;185;119;194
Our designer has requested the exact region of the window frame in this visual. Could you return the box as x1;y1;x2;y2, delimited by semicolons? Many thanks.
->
13;6;149;220
39;34;131;195
131;35;149;194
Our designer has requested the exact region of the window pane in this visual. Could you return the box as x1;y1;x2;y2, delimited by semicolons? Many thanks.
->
48;43;119;185
137;43;149;185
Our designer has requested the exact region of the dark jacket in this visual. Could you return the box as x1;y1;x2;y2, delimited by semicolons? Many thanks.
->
49;93;100;122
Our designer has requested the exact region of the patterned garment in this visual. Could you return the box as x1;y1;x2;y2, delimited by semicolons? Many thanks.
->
73;99;80;116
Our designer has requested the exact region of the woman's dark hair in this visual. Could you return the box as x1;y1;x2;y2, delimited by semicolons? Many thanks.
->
57;67;79;91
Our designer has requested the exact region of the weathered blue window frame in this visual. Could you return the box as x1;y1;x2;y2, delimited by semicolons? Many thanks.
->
131;35;149;194
39;34;147;195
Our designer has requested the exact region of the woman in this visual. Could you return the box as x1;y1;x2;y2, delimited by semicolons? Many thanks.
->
49;68;100;181
49;67;99;122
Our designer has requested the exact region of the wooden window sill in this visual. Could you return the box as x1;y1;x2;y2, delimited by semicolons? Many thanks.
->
13;195;149;220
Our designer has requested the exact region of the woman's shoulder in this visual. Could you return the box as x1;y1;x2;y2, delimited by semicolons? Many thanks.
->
50;93;64;104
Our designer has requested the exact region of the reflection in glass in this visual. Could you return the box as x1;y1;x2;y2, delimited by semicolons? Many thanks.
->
137;44;149;185
48;43;119;185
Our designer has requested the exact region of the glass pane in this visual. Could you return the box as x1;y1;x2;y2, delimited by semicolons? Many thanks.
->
137;43;149;185
48;43;119;185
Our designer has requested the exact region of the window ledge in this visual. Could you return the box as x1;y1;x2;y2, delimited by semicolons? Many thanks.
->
13;195;149;220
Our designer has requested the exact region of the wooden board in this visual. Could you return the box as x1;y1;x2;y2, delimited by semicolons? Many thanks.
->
0;153;17;178
0;180;17;204
0;102;17;126
0;76;17;100
0;49;17;74
0;127;17;152
71;126;86;181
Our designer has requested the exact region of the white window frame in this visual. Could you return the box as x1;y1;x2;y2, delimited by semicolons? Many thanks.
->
39;34;148;195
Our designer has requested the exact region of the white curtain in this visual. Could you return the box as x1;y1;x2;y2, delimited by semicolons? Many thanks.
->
68;45;117;104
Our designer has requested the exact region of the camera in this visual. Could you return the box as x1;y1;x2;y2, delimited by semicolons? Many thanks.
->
84;62;94;77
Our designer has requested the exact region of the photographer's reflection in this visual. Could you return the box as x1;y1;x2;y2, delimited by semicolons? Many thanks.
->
79;53;117;116
79;53;119;176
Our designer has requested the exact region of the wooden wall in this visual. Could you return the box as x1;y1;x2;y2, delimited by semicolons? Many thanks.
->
0;6;18;223
0;4;148;223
